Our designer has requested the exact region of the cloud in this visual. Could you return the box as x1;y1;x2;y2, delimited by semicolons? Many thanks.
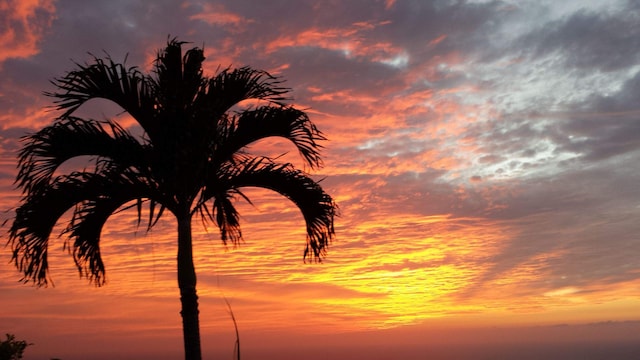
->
188;2;252;29
517;4;640;72
0;0;56;65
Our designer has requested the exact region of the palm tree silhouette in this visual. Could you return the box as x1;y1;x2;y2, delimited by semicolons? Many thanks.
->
7;39;336;360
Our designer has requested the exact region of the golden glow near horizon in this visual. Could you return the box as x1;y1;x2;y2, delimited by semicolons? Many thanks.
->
6;193;627;336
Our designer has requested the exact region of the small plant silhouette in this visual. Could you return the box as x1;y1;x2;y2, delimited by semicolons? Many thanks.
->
0;334;31;360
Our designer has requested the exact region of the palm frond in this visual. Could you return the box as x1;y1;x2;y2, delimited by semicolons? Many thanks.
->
204;67;290;116
16;117;147;194
213;193;243;245
9;172;101;286
183;46;205;80
154;39;208;113
202;157;336;260
45;54;157;139
214;106;326;169
63;182;151;286
9;168;155;286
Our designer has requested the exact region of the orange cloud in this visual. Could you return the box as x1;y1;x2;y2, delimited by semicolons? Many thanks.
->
188;2;251;30
263;23;403;64
428;34;448;47
0;104;52;129
384;0;396;10
0;0;56;64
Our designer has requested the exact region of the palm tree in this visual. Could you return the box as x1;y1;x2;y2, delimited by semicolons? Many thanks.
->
7;39;336;360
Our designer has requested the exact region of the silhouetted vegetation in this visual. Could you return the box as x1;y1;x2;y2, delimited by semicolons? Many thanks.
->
0;334;31;360
7;38;336;360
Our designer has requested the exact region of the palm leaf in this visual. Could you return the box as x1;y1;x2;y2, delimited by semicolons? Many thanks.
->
63;183;152;286
213;193;243;245
16;117;148;194
9;169;154;286
157;40;207;104
10;172;101;285
45;55;158;140
200;157;335;260
214;105;326;169
203;67;290;117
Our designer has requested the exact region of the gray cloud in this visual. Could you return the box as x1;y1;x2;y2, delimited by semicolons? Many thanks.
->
518;5;640;72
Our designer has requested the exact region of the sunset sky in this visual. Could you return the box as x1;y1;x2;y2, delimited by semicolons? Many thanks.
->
1;0;640;359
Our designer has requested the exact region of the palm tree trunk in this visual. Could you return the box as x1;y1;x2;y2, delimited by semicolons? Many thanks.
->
177;212;202;360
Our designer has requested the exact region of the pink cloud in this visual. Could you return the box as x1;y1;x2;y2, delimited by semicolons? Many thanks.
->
428;34;447;47
0;104;51;129
188;2;251;30
384;0;396;10
263;22;404;64
0;0;56;64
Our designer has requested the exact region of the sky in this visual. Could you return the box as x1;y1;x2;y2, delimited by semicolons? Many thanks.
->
1;0;640;359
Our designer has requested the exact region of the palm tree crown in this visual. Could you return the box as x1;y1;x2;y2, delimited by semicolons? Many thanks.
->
7;39;336;360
